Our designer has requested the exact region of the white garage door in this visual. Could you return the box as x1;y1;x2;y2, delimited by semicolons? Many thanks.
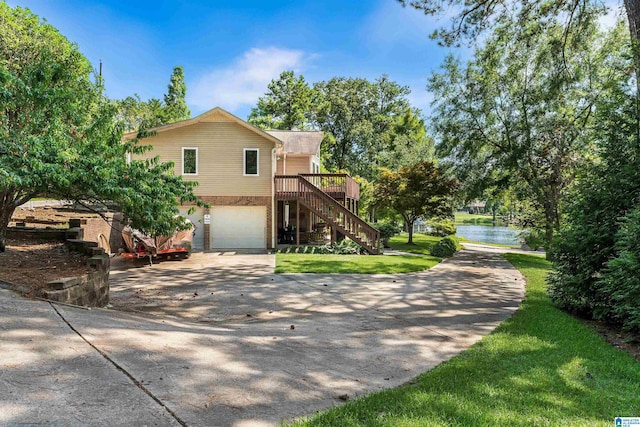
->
211;206;266;249
178;206;205;250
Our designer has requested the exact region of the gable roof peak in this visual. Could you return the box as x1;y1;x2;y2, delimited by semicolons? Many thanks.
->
122;106;282;146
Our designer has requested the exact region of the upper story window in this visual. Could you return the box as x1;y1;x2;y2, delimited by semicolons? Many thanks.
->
312;160;320;174
182;147;198;175
244;148;259;176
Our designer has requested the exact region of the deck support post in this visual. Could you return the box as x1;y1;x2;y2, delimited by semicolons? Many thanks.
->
296;200;300;247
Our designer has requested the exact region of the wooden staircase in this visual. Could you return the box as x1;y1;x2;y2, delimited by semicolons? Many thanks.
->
276;175;380;254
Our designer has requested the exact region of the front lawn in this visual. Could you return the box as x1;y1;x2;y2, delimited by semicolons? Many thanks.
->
289;253;640;426
275;253;440;274
387;233;441;255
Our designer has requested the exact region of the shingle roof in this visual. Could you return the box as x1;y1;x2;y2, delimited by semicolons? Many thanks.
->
266;130;323;156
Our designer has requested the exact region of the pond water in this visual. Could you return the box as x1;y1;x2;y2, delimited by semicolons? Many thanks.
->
456;225;521;246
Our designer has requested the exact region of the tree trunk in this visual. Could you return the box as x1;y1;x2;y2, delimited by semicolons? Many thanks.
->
0;204;16;253
407;219;415;245
543;195;559;249
624;0;640;41
625;0;640;49
624;0;640;91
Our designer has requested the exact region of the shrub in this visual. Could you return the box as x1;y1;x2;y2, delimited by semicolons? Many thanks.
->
426;218;456;237
594;207;640;333
277;240;364;255
548;90;640;322
430;235;461;258
520;229;545;250
377;222;401;248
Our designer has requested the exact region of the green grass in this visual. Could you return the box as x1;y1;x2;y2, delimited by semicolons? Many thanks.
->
458;236;521;249
275;253;440;274
455;212;504;225
288;253;640;426
387;233;441;255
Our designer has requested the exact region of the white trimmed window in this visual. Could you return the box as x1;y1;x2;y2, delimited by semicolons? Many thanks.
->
244;148;259;176
182;147;198;175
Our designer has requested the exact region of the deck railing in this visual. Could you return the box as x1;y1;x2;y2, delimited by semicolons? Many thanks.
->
275;175;303;200
298;174;359;201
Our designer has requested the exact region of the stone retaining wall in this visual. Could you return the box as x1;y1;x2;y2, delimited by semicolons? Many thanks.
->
6;227;67;241
40;240;110;307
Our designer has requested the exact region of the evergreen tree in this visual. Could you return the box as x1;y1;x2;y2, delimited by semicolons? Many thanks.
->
162;66;190;123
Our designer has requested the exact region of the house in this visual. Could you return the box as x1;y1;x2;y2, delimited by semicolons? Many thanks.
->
467;200;487;214
123;107;379;254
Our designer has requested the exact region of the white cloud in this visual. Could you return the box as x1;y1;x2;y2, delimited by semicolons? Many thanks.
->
188;47;312;114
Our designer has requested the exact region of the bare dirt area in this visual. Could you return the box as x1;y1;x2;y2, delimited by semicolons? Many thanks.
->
583;318;640;361
9;205;100;228
1;204;98;294
0;236;93;295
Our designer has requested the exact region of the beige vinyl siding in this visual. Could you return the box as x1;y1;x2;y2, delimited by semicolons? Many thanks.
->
287;156;311;175
276;155;311;175
136;122;274;197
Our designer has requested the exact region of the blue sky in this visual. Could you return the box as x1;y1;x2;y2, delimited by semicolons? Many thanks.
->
6;0;462;119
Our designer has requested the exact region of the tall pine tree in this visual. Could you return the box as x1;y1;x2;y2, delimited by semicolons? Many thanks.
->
162;66;190;123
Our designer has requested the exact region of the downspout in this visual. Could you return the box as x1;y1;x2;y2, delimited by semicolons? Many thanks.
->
272;147;277;251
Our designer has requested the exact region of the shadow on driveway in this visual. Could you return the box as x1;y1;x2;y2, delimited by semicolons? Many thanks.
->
2;246;525;427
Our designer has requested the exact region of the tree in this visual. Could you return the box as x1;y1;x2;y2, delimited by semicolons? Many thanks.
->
248;71;314;130
312;75;410;179
113;95;164;133
375;161;457;244
399;1;628;42
429;10;624;245
0;4;201;252
399;0;640;92
596;207;640;332
114;67;189;133
146;98;166;128
376;108;435;170
162;66;190;124
249;73;415;179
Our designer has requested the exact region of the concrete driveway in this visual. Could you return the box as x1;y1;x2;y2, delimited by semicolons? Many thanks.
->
1;246;525;427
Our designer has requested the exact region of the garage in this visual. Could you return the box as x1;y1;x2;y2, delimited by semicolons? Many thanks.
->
210;206;266;249
178;206;205;250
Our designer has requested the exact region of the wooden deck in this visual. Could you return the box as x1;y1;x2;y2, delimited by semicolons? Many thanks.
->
275;174;359;202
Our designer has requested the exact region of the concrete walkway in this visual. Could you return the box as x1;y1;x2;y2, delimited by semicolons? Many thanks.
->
0;245;525;427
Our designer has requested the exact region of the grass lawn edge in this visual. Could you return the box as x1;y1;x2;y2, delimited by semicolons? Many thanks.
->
275;253;440;274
